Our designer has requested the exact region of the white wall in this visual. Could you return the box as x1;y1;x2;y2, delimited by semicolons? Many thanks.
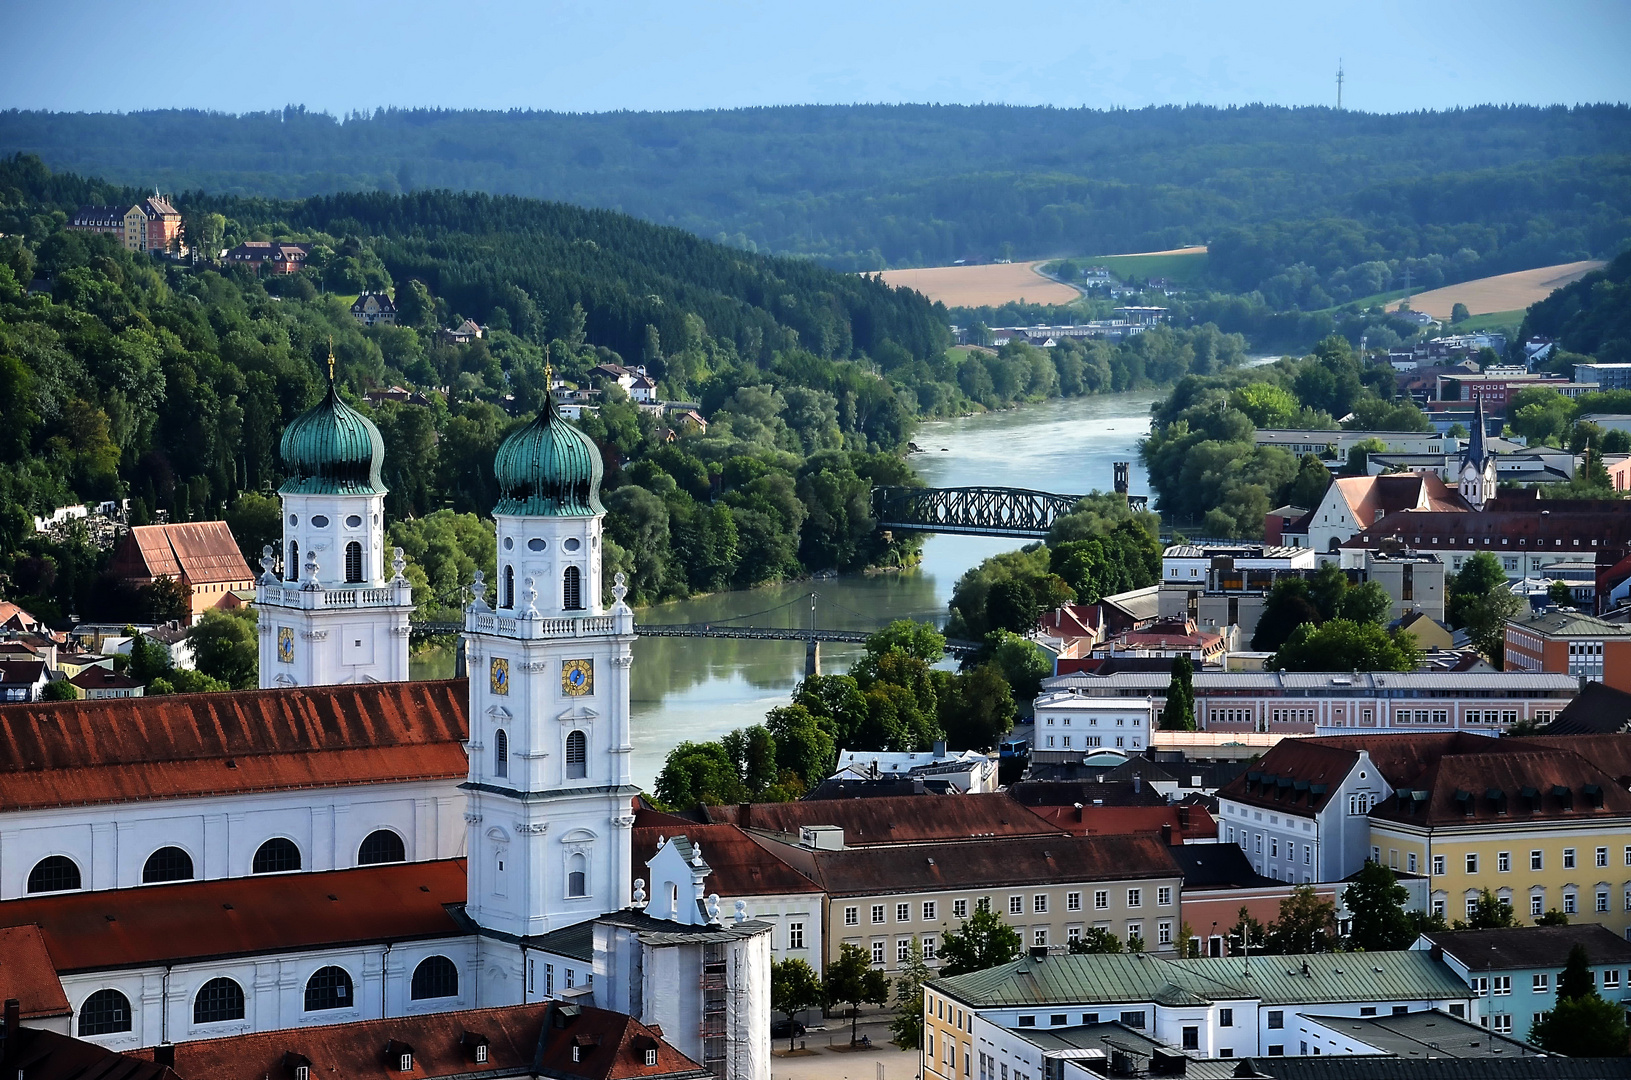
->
0;782;466;900
63;936;477;1049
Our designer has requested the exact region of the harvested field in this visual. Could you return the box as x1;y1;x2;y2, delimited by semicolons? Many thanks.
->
1407;261;1605;319
871;261;1079;307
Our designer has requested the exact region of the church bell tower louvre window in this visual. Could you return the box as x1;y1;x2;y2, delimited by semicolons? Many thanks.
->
563;565;583;610
345;540;363;583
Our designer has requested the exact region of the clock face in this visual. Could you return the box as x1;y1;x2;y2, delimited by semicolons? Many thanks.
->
561;658;594;697
277;627;294;664
490;657;510;695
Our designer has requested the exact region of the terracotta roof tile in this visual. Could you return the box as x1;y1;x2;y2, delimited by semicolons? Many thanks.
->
0;679;469;811
633;824;823;897
110;523;253;585
0;860;467;973
0;924;71;1017
139;1001;707;1080
752;832;1179;895
1374;749;1631;826
699;792;1067;846
10;1027;176;1080
1021;803;1216;842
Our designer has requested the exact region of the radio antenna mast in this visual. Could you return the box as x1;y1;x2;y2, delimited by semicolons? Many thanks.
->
1337;58;1345;110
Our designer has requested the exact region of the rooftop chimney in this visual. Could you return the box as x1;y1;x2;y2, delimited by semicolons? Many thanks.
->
1161;822;1174;846
155;1043;176;1069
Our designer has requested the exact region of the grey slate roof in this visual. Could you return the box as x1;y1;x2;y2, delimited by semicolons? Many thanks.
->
932;951;1472;1010
1424;924;1631;972
1296;1009;1542;1059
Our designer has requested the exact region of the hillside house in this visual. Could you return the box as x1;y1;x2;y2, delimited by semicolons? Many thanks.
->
350;291;397;326
66;195;183;254
221;241;311;273
108;523;255;624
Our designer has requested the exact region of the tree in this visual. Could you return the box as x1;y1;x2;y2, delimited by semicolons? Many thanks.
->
1270;619;1421;673
1158;654;1196;730
1457;888;1517;930
938;905;1023;977
823;944;890;1045
721;725;778;796
890;937;933;1049
938;663;1015;750
1530;944;1631;1055
1451;302;1470;324
1343;861;1415;952
1068;928;1123;954
985;631;1052;706
654;742;747;808
189;608;259;689
764;704;836;788
985;579;1040;634
1531;995;1630;1056
1266;884;1338;954
1535;908;1571;926
41;679;78;701
771;958;823;1051
224;492;283;565
1252;578;1324;652
138;575;190;624
1549;580;1574;606
1460;589;1523;665
1447;552;1509;627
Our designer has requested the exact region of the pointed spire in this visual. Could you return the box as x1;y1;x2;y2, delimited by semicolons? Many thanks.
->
327;336;337;385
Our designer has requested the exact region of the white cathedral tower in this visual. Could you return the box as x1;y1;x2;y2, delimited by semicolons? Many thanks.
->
256;358;414;688
1458;396;1498;511
463;391;638;939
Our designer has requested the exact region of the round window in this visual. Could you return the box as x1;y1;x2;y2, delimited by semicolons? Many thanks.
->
528;538;546;552
288;515;298;526
311;515;330;528
564;537;581;552
503;537;514;551
345;515;362;528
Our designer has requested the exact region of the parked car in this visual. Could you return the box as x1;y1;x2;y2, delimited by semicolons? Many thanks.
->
771;1018;807;1040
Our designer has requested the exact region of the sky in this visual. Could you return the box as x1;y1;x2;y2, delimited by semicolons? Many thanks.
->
4;0;1630;116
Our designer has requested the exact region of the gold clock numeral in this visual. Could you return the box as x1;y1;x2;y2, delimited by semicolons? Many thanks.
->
490;657;510;695
561;659;594;697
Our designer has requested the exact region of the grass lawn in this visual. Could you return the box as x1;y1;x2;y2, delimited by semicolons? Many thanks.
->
1451;309;1525;333
1090;249;1209;283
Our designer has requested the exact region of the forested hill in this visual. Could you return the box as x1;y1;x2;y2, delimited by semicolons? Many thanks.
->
4;104;1628;287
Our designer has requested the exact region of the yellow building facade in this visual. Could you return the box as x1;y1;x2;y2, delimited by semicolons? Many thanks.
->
1371;816;1631;933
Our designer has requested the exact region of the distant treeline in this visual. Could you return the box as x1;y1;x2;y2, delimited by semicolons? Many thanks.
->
3;104;1628;302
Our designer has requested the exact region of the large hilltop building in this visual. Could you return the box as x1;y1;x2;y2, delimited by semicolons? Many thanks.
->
0;379;771;1080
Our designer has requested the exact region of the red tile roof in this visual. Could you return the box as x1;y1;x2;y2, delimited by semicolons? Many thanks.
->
633;824;823;897
0;924;71;1018
67;667;145;690
752;832;1179;895
10;1027;177;1080
0;860;467;973
137;1001;707;1080
1373;750;1631;826
1020;803;1216;842
1342;507;1631;550
0;679;469;811
698;792;1068;846
109;523;254;585
0;600;40;631
1332;473;1469;529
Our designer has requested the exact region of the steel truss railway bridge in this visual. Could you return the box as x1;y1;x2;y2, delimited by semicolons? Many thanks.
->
871;484;1147;539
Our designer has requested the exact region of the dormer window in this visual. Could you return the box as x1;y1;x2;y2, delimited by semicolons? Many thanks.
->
572;1047;582;1063
645;1050;659;1066
476;1045;488;1064
400;1054;413;1073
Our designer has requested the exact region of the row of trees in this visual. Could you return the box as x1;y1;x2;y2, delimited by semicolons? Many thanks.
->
652;621;1029;808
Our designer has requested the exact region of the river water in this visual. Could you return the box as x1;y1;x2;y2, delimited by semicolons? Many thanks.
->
622;390;1162;786
409;391;1161;784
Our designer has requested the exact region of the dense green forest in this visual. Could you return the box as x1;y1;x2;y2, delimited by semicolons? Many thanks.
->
4;104;1627;303
1520;248;1631;364
0;156;1242;624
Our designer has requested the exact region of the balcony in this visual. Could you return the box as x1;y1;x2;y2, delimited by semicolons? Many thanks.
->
257;581;412;611
465;611;626;641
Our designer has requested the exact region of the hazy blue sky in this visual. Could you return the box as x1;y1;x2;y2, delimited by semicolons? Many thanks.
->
6;0;1629;115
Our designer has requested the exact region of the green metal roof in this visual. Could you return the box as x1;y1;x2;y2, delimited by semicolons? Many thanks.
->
931;951;1471;1009
492;396;605;517
278;381;386;496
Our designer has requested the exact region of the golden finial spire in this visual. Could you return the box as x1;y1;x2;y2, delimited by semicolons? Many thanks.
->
544;341;552;388
327;336;336;384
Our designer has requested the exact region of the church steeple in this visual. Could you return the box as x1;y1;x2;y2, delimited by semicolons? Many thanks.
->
463;398;636;939
1458;396;1498;511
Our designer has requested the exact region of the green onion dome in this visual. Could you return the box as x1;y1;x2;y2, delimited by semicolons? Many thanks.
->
493;396;605;516
278;380;387;496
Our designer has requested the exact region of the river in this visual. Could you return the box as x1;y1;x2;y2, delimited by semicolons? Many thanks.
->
621;390;1162;786
408;391;1161;784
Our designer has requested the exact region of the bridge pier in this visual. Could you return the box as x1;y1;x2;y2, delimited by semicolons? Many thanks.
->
804;638;821;678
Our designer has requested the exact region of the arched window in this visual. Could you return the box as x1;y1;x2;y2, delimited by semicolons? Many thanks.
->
304;966;354;1011
567;852;588;898
562;565;583;611
78;989;132;1035
345;541;363;583
410;955;459;1000
251;838;302;874
565;730;587;780
494;729;509;778
503;565;514;609
358;830;406;865
27;855;81;894
142;846;194;884
193;978;245;1024
288;540;299;581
